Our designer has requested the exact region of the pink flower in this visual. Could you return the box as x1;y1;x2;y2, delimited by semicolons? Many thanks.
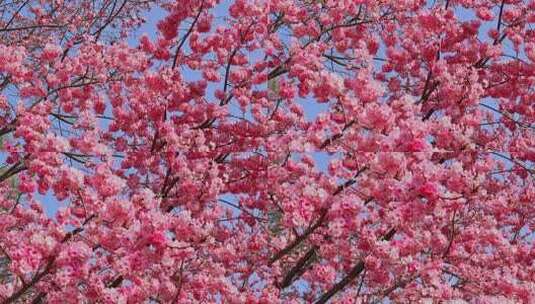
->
41;43;62;61
407;138;427;152
419;182;438;200
476;7;494;21
157;14;180;40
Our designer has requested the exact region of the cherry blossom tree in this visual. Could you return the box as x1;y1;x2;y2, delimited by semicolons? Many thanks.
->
0;0;534;303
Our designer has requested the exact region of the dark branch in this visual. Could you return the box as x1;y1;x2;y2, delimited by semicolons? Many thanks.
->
314;228;396;304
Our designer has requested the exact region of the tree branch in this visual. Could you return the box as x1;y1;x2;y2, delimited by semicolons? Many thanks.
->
0;161;26;184
172;0;204;69
269;167;367;265
5;215;96;304
277;246;317;289
314;228;396;304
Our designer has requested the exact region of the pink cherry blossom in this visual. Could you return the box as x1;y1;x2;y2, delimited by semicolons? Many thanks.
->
0;0;534;303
